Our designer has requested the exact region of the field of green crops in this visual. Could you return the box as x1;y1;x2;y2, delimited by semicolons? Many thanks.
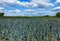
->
0;17;60;41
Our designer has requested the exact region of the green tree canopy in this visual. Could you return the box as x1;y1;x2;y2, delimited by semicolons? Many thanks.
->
0;12;4;17
56;12;60;17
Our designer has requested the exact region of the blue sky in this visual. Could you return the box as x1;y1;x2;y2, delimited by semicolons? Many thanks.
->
0;0;60;16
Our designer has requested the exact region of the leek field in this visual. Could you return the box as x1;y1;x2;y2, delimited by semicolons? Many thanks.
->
0;17;60;41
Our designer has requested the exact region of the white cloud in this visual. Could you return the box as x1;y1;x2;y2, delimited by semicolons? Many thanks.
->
51;6;60;14
24;0;54;7
5;9;21;16
4;9;56;16
22;9;55;16
0;7;5;13
0;0;54;8
52;6;60;10
8;9;21;13
24;9;36;13
0;0;17;6
22;9;37;16
31;0;54;6
6;9;37;16
0;0;29;6
56;0;60;3
38;8;46;11
0;0;56;16
50;6;60;16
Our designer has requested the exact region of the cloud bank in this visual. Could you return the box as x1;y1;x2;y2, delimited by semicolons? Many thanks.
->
0;0;54;7
0;0;60;16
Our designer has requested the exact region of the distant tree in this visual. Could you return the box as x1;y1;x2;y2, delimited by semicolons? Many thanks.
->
0;12;4;17
56;12;60;17
43;15;49;17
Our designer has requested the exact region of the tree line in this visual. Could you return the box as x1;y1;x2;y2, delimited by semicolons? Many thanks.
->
0;12;60;17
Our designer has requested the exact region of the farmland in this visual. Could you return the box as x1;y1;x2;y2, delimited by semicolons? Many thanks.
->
0;17;60;41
